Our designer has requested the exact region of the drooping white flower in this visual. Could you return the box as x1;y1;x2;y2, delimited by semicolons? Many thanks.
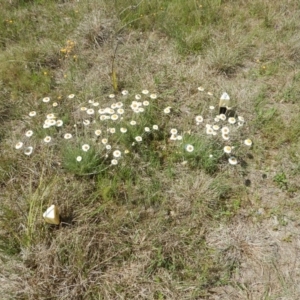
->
170;128;178;135
228;157;238;165
42;97;50;103
25;130;33;137
121;90;128;96
87;108;95;115
64;133;73;139
24;146;33;156
195;115;203;123
83;120;90;126
163;107;171;114
170;134;177;141
222;133;230;141
228;117;236;124
15;142;23;149
197;86;204;91
244;139;252;146
29;111;37;117
43;136;51;143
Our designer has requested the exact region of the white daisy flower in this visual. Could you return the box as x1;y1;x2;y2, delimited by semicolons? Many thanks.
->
52;102;58;107
170;134;177;141
111;159;118;165
214;117;220;122
76;156;82;162
130;120;137;125
195;115;203;123
144;127;150;132
15;142;23;149
83;120;90;126
111;114;119;121
43;123;50;129
46;113;55;119
197;86;204;91
206;127;214;135
25;130;33;137
24;146;33;156
135;136;142;142
101;138;108;144
135;94;141;100
113;150;121;158
43;136;51;143
142;89;149;95
228;157;238;165
153;125;158;130
42;97;50;103
98;108;105;114
163;107;171;114
48;119;56;126
80;106;87;111
111;103;117;109
29;111;36;117
124;149;130;154
82;144;90;152
221;126;230;134
222;133;230;141
106;145;111;150
150;93;157;99
107;108;115;114
109;128;116;134
88;99;94;104
143;100;149;106
92;102;99;107
68;94;75;99
121;90;128;96
238;121;244;127
223;146;232;154
109;94;115;99
64;133;72;139
185;144;194;152
238;116;245;122
87;108;94;115
209;106;215;110
244;139;252;146
95;129;102;136
212;125;220;131
120;127;127;133
117;108;124;115
100;115;108;121
228;117;236;124
206;124;212;129
170;128;178;135
116;102;123;108
207;92;213;96
219;114;226;121
177;135;183;141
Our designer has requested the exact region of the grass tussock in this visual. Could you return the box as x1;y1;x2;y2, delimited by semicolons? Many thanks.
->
1;0;300;299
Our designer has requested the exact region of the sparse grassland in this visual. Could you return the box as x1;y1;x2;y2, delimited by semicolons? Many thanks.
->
1;0;300;299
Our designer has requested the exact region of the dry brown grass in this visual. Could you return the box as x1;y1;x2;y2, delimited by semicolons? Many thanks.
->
1;0;300;299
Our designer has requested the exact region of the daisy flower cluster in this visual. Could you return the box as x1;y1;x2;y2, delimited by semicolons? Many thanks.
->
14;91;160;173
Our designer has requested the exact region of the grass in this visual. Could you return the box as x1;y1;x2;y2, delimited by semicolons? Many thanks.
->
1;0;300;299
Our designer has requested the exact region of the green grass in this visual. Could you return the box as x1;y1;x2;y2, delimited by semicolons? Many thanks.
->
1;0;300;298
